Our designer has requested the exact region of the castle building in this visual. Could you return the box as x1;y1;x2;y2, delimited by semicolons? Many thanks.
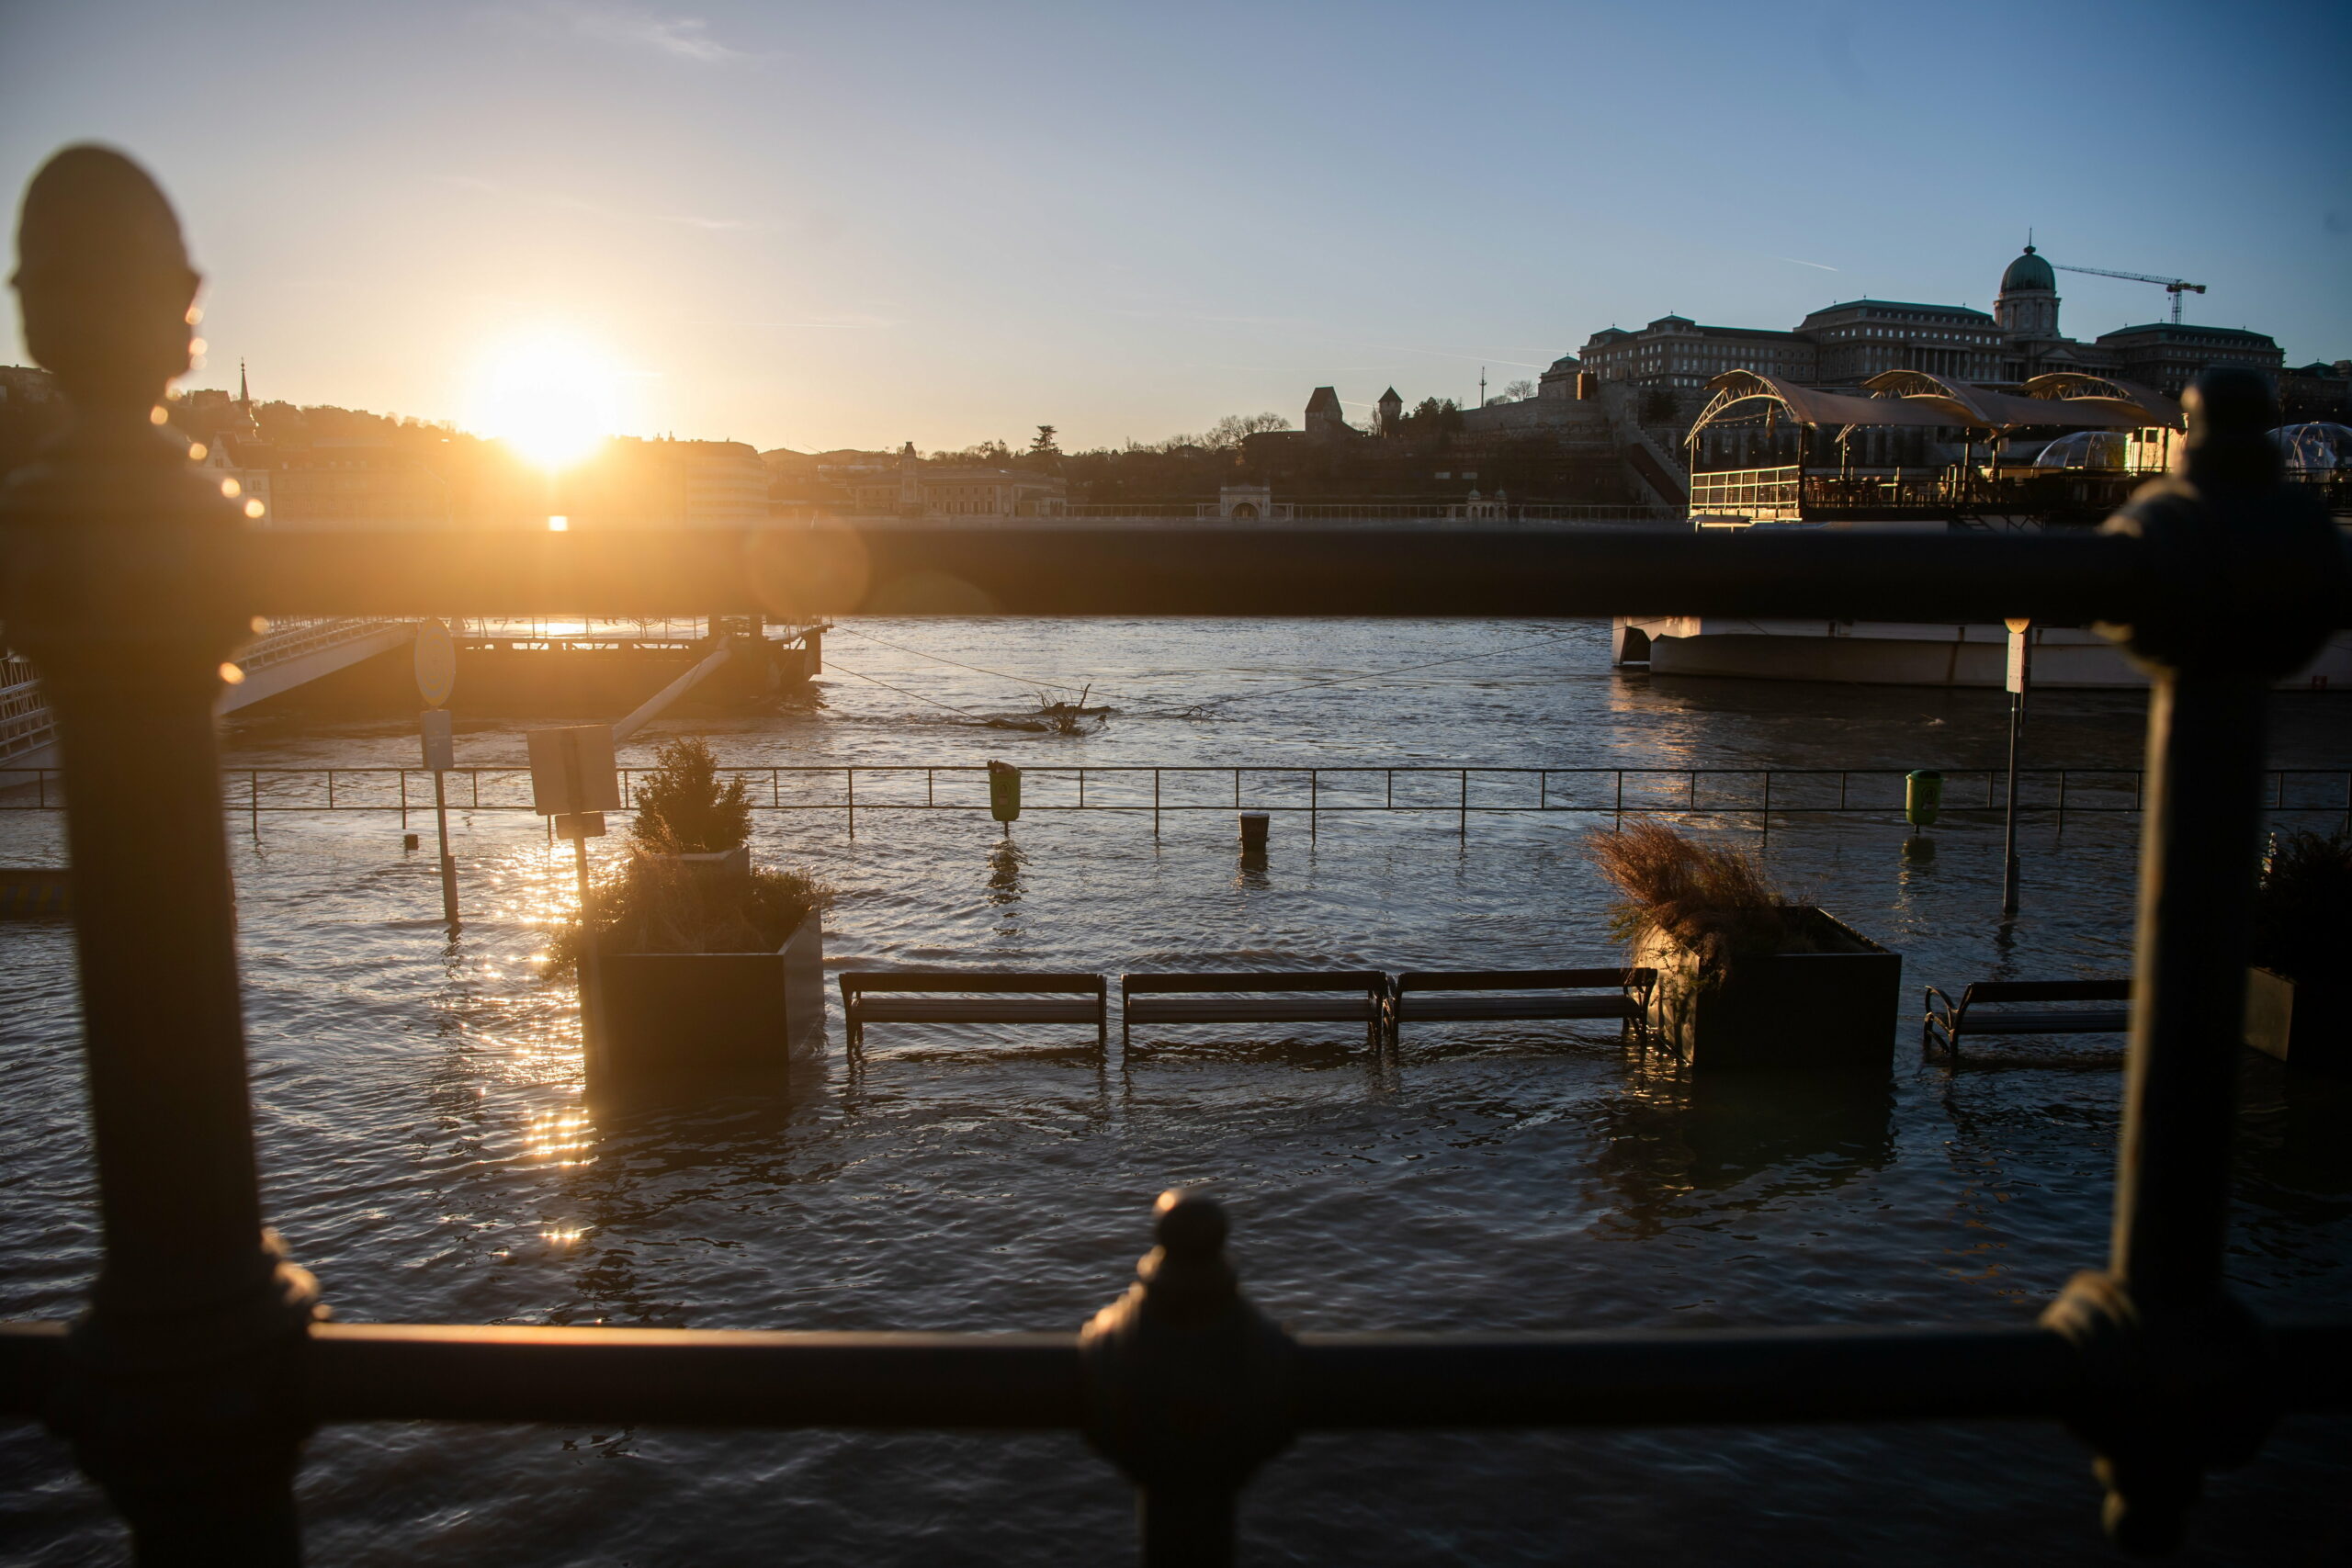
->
1577;245;2283;399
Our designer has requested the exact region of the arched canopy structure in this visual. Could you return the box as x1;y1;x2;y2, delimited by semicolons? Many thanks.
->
1686;370;1957;447
2021;373;2183;429
1860;371;2143;431
1687;368;2182;447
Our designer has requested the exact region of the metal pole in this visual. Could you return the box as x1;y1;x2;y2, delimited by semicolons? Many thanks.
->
0;146;314;1561
433;769;458;929
572;831;604;1096
2041;369;2346;1554
2001;694;2023;917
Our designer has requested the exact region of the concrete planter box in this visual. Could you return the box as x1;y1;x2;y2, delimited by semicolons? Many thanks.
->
590;913;825;1101
2245;966;2347;1074
1635;908;1901;1070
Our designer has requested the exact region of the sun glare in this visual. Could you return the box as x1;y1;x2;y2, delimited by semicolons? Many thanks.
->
468;332;622;472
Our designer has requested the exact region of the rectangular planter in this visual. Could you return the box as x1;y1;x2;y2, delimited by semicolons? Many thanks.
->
1635;908;1901;1070
2245;965;2347;1074
590;914;825;1100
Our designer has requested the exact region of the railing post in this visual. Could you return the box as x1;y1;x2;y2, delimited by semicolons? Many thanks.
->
1082;1192;1295;1568
0;147;318;1563
2040;370;2347;1554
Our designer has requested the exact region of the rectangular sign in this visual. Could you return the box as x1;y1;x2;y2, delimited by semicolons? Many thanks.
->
2006;628;2030;694
526;725;621;816
419;708;455;773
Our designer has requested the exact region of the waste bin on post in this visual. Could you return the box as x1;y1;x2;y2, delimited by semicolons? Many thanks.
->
1904;769;1942;862
988;761;1021;835
1905;770;1943;828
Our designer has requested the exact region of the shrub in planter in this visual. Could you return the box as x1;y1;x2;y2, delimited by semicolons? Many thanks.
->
548;739;832;1101
1592;819;1900;1070
2245;829;2352;1073
630;735;754;883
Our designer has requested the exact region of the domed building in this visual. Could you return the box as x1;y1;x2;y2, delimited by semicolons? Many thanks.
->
1995;243;2060;339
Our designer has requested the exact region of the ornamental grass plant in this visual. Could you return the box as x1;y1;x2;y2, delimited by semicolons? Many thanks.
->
1589;818;1817;987
2250;829;2352;987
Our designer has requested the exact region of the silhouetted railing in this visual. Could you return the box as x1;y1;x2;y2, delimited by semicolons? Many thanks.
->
9;763;2350;840
2;148;2349;1565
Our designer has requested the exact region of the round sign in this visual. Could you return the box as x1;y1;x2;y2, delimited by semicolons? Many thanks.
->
413;617;457;708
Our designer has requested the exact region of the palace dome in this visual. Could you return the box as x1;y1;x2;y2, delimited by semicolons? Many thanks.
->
2001;245;2055;293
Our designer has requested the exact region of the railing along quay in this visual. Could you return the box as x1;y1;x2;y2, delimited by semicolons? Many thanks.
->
2;148;2350;1564
7;763;2350;840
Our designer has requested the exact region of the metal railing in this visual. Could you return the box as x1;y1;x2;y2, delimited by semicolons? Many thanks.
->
8;763;2349;840
1;149;2349;1564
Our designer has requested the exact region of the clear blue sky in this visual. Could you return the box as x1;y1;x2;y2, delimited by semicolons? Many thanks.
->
5;0;2346;453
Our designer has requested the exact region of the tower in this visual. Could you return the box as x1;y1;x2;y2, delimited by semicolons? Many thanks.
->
1995;244;2061;341
1374;387;1403;437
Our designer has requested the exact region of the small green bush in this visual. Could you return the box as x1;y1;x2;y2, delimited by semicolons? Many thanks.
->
545;854;831;979
2251;829;2352;987
629;736;752;854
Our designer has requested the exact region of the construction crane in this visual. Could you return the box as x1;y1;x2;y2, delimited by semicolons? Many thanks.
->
2052;263;2207;324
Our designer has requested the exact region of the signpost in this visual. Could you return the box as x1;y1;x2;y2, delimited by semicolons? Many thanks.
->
2002;618;2030;917
414;618;460;928
528;725;621;1084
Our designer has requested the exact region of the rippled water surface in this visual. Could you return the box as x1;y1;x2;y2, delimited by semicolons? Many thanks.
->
4;618;2349;1564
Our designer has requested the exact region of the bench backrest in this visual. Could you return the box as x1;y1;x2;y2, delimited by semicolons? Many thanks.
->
842;971;1105;996
1396;967;1653;994
1960;978;2132;1007
1122;971;1387;996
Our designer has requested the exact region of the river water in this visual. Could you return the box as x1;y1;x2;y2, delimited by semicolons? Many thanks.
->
3;618;2348;1564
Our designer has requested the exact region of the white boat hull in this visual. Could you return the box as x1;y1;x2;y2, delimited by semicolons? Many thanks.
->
1612;617;2352;691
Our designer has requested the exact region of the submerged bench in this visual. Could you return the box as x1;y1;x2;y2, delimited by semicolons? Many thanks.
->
1922;978;2132;1062
1387;967;1657;1044
1121;971;1389;1050
840;971;1109;1054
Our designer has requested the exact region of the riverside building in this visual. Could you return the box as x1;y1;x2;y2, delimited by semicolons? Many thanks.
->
1577;245;2284;401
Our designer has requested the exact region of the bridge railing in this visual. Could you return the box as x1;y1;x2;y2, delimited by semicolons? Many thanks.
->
2;148;2350;1565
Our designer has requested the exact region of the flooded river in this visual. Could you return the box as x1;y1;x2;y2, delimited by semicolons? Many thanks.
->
3;618;2347;1563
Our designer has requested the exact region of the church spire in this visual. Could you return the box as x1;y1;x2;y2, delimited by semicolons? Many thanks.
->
237;357;250;407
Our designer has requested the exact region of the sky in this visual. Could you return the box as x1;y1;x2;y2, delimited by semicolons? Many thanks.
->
4;0;2348;455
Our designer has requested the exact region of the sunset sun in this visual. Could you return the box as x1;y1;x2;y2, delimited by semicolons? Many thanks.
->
467;331;621;471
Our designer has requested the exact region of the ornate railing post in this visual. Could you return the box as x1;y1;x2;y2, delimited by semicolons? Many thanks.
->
2041;367;2346;1554
1082;1192;1296;1566
1;147;320;1562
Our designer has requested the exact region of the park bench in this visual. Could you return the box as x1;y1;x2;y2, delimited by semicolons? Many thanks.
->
840;971;1109;1055
1121;971;1390;1050
1386;967;1657;1045
1922;978;2132;1062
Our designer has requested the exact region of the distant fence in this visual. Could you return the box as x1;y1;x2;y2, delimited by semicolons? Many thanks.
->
6;763;2347;840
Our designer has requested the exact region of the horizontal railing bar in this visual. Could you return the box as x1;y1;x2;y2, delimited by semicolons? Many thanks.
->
229;528;2202;621
2;1319;2348;1428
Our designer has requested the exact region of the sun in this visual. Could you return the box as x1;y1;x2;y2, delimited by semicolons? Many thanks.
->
467;331;623;471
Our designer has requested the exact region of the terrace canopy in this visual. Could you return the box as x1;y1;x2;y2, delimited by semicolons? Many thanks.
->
2020;372;2184;430
1687;368;2180;446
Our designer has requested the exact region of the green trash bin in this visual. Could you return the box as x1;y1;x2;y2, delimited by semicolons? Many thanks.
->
988;761;1022;824
1905;769;1943;829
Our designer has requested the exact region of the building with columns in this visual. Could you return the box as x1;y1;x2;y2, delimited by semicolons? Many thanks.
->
1576;244;2281;402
